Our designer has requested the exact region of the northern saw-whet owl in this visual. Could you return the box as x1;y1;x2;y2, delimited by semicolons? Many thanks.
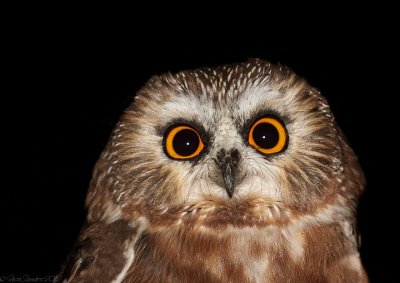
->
59;59;368;282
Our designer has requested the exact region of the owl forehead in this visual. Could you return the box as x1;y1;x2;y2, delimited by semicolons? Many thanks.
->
154;70;299;131
165;60;275;105
158;84;283;132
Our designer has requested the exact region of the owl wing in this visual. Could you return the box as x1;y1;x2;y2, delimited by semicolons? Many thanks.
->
57;219;141;283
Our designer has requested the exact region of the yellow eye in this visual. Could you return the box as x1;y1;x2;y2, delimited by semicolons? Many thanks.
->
164;125;205;160
248;116;287;155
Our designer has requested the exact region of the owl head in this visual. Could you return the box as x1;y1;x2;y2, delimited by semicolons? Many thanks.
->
86;59;365;227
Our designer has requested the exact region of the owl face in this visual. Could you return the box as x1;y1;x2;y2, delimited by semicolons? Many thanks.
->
91;60;347;227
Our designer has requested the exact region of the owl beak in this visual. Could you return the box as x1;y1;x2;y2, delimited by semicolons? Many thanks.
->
222;163;235;198
215;148;241;198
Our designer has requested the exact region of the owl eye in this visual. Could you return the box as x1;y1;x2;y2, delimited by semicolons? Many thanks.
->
248;116;287;155
164;125;205;160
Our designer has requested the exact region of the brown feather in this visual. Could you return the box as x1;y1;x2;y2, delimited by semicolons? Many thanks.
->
59;59;367;282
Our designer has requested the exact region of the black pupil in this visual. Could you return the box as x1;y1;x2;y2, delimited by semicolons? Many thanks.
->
173;129;200;156
252;123;279;149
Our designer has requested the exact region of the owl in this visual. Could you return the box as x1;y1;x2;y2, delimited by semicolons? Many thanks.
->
59;59;368;282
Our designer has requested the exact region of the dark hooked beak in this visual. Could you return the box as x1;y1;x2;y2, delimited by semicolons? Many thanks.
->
215;148;241;198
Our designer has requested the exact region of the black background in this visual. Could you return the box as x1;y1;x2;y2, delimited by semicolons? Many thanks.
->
2;7;397;282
